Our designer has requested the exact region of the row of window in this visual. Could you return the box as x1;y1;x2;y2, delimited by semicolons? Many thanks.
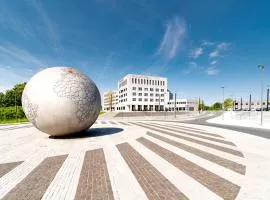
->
132;78;165;86
132;98;164;102
119;88;127;93
133;87;164;92
132;93;164;97
168;102;187;105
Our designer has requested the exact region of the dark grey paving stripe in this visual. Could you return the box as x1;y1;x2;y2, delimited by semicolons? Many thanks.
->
109;121;117;124
132;122;244;157
101;121;107;124
3;155;67;200
156;123;224;138
117;143;188;200
138;137;241;200
148;122;234;146
0;161;23;178
75;149;114;200
147;132;246;175
118;122;131;126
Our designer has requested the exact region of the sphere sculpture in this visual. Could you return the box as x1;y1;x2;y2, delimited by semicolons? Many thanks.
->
22;67;101;136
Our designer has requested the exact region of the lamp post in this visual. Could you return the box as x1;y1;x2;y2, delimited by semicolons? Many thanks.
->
221;86;225;120
258;64;264;125
267;85;269;111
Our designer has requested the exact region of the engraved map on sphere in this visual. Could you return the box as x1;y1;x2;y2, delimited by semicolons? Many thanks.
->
22;92;38;126
53;69;100;124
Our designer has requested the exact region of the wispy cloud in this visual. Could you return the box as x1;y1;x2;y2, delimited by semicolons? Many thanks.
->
183;61;198;74
201;40;215;47
210;60;217;65
0;44;46;67
209;50;219;58
206;67;219;75
29;0;61;52
156;16;186;60
189;47;203;59
209;42;230;59
0;3;35;39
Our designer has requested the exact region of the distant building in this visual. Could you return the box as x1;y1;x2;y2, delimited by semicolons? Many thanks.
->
103;74;197;112
103;90;118;111
234;99;268;110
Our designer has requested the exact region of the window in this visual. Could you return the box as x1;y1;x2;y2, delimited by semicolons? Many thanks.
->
158;80;159;86
147;80;149;85
132;78;134;84
132;87;136;90
156;99;159;102
138;98;142;101
132;92;136;96
144;93;148;96
161;94;164;97
156;88;159;92
132;98;136;101
138;87;142;91
135;78;137;84
161;89;164;92
144;88;148;91
138;93;142;96
144;79;146;84
150;88;154;91
161;99;164;102
150;99;154;102
155;80;157;85
156;94;159;97
144;98;148;101
150;93;153;96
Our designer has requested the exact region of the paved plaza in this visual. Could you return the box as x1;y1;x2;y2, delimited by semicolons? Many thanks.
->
1;118;270;200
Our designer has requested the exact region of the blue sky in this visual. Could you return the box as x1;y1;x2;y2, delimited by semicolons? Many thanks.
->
0;0;270;104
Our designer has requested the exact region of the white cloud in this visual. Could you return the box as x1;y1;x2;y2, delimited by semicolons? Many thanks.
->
201;40;215;46
206;67;219;75
209;42;231;59
156;16;186;60
189;47;203;59
29;0;61;51
0;44;45;67
183;61;198;74
217;42;230;50
209;50;219;58
210;60;217;65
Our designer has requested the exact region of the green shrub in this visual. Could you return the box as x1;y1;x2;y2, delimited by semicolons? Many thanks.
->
0;106;26;120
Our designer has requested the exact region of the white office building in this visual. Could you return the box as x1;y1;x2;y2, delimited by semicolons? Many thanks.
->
117;74;168;111
103;74;197;112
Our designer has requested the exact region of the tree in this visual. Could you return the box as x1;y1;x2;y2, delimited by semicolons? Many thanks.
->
224;98;234;110
0;92;4;107
1;82;27;107
211;102;222;110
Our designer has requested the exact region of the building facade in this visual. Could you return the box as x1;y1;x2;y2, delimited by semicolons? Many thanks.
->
167;99;197;111
102;90;118;111
234;99;269;111
103;74;197;112
117;74;168;111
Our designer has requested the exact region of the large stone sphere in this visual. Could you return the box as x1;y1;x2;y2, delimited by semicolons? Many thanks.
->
22;67;101;136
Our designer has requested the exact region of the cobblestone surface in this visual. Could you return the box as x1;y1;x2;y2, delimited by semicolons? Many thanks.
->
146;131;246;175
117;142;188;200
0;161;23;178
137;137;241;200
2;155;67;200
75;148;114;200
133;122;243;157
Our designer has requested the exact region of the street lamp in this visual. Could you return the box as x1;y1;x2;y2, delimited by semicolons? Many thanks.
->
258;64;264;125
221;86;225;120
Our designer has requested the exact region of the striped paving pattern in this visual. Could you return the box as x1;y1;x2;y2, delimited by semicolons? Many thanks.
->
0;121;247;200
0;161;23;178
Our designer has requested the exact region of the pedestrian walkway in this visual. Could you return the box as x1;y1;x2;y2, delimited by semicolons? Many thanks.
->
0;120;270;199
